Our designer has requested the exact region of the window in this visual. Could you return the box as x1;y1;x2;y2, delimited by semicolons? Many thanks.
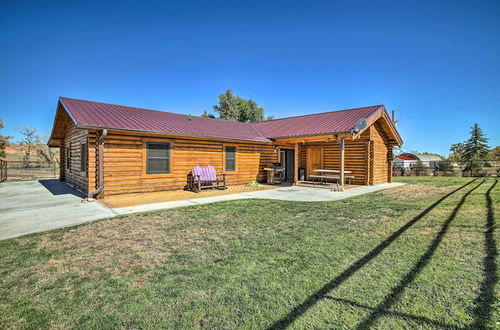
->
224;146;236;172
80;142;87;174
146;142;170;174
66;144;71;171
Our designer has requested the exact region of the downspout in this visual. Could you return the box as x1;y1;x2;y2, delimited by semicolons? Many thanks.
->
88;129;107;199
333;133;346;191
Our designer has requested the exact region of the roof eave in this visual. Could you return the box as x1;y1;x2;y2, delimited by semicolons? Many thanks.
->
47;99;79;147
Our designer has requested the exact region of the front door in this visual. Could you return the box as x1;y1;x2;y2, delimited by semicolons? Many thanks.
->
306;146;323;179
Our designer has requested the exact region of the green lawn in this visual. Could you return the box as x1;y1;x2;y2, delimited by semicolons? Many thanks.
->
0;177;498;329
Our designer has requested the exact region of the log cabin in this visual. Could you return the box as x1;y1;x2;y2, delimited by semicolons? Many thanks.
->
47;97;403;198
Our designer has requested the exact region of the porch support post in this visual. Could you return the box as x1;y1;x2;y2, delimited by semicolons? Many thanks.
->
340;139;345;190
294;143;299;185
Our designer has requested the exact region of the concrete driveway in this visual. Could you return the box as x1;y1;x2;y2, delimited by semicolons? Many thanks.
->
0;180;116;241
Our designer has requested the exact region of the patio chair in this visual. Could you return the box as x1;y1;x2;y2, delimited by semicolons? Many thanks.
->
190;166;227;192
206;166;227;190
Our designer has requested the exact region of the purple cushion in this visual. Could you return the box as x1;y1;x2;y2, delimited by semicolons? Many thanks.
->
206;166;217;181
192;166;203;182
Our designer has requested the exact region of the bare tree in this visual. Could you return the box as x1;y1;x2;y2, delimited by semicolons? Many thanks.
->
37;133;59;165
16;126;41;168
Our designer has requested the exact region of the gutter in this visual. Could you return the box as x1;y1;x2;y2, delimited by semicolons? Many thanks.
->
88;129;107;199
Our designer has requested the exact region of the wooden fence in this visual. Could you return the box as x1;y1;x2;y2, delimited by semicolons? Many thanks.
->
0;160;6;182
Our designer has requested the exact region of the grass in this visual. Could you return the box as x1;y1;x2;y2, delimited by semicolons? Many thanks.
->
0;177;498;329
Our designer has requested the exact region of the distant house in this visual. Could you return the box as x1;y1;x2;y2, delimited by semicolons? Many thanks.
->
48;97;403;198
398;152;442;169
394;155;417;169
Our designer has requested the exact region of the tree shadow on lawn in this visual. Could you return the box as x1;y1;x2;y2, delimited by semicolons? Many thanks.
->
354;180;485;329
268;179;478;330
470;179;497;329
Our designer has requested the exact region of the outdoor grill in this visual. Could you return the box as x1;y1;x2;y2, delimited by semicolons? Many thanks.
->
264;162;285;184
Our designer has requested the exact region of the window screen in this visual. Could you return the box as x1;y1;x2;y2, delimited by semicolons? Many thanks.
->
146;142;170;174
80;142;87;174
225;146;236;172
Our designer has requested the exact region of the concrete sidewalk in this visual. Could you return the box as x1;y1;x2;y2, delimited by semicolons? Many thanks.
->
0;180;116;241
112;182;405;215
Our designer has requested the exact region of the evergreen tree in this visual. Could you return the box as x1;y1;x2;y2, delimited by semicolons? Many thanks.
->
463;123;490;175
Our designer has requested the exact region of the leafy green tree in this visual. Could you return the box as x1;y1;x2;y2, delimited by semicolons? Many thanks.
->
211;89;267;123
489;145;500;161
201;110;215;118
449;143;465;162
462;123;490;175
0;119;11;159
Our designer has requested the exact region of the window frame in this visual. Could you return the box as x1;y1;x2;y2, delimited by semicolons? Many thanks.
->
223;144;238;173
66;143;71;172
80;141;87;175
141;138;174;178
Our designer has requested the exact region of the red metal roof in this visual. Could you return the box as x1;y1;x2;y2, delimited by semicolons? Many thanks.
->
395;155;415;160
253;105;383;138
59;97;269;142
58;97;384;142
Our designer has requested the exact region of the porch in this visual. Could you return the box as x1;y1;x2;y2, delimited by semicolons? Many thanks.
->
274;133;374;188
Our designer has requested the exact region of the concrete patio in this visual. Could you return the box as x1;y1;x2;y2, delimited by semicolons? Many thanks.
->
0;180;404;240
0;180;116;241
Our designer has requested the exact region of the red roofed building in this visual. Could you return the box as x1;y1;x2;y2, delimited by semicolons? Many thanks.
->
394;155;418;169
48;97;403;198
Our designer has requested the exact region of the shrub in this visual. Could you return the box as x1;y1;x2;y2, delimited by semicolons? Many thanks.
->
410;160;428;176
436;160;453;172
392;163;404;176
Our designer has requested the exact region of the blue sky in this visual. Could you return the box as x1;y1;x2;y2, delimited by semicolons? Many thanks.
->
0;0;499;156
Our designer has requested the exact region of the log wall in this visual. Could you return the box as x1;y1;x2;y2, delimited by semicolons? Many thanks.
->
56;118;395;196
370;121;391;185
100;131;277;196
63;123;89;193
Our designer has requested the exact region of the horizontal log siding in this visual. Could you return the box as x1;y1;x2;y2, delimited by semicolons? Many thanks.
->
101;133;277;196
370;121;391;185
64;124;89;193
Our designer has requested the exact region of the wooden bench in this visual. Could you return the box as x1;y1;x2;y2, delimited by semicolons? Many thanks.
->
309;174;355;185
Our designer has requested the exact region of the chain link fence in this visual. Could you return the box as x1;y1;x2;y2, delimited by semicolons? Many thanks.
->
4;161;59;180
393;159;499;177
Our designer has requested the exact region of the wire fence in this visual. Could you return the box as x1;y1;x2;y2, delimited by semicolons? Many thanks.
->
4;161;59;180
393;159;499;177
